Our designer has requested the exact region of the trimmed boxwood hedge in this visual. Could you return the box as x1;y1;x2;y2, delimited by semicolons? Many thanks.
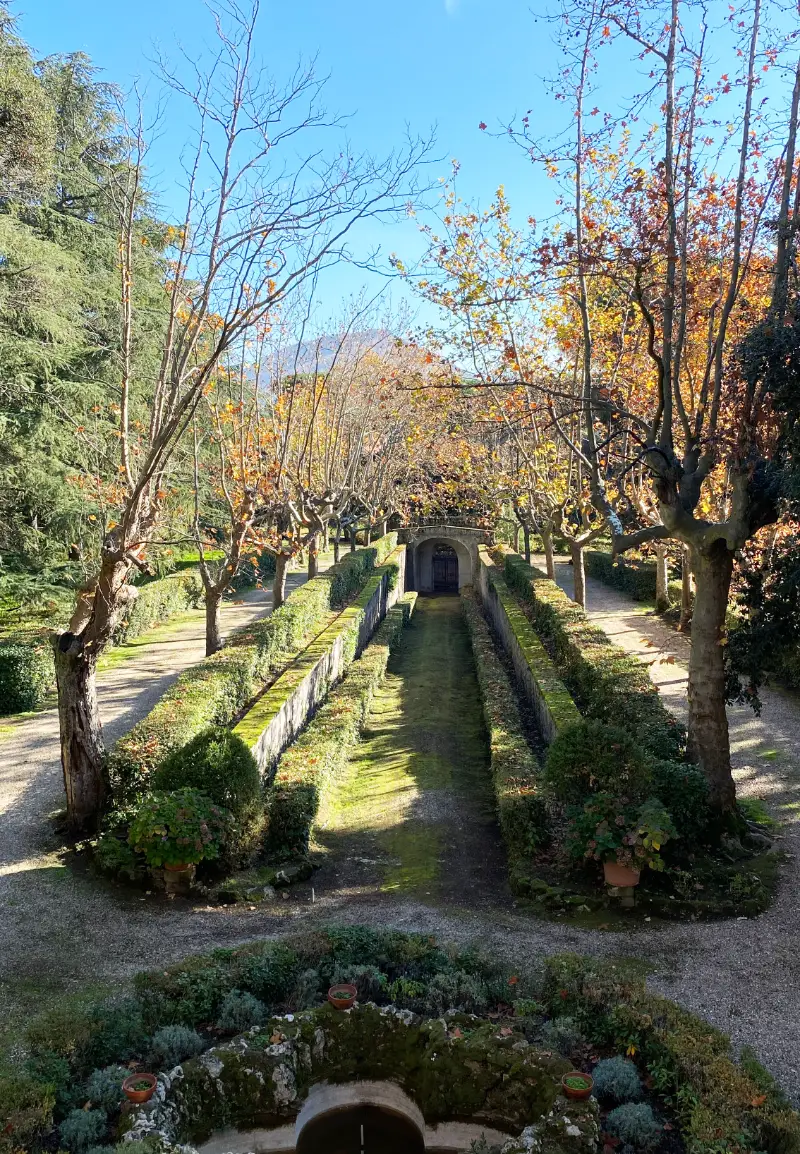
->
265;592;417;862
107;536;398;804
233;552;402;756
584;549;683;608
543;954;800;1154
0;570;204;717
495;547;685;762
0;643;53;713
461;587;549;890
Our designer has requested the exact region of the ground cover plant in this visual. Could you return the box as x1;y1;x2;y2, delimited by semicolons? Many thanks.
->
4;926;797;1154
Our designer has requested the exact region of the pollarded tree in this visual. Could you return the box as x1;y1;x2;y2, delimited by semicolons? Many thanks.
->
54;2;432;832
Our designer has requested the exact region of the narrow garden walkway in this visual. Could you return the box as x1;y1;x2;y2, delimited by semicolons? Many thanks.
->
312;595;509;905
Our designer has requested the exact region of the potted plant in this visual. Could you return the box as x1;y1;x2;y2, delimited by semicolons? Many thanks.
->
328;983;358;1010
128;789;231;892
561;1071;593;1100
122;1073;157;1104
568;794;676;888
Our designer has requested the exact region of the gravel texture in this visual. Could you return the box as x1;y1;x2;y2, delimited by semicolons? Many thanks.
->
1;565;798;1104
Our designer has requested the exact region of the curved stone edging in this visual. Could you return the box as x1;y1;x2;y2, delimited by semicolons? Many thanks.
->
124;1003;599;1154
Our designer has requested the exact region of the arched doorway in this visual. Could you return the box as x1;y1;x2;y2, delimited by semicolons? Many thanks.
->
432;544;458;592
297;1103;425;1153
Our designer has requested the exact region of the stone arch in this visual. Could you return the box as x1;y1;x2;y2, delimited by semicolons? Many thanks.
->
401;525;493;593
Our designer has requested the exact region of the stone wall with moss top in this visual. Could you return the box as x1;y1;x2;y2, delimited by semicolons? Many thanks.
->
124;1001;599;1154
476;547;580;743
234;546;406;776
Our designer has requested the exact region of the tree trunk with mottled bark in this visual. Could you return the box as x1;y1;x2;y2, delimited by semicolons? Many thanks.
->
541;525;555;580
655;542;670;613
570;541;586;609
54;642;105;833
687;541;736;813
273;552;289;608
205;588;224;655
308;533;319;578
680;544;694;630
522;522;531;564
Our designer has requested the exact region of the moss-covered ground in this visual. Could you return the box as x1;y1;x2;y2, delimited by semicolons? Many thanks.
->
313;594;510;905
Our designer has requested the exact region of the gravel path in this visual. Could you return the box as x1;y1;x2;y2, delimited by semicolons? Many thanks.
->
1;562;799;1104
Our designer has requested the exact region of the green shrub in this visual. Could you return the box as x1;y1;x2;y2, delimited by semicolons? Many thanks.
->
154;728;264;868
424;971;489;1016
107;536;397;803
148;1025;204;1069
291;968;324;1009
544;719;653;804
497;548;685;761
461;589;550;888
216;990;267;1032
591;1056;642;1103
59;1108;107;1152
82;996;149;1071
114;569;202;644
605;1102;662;1150
568;793;676;873
265;593;415;861
542;953;800;1154
128;789;231;868
538;1016;584;1056
85;1065;128;1111
94;832;145;881
0;641;53;713
650;759;711;842
0;1071;55;1154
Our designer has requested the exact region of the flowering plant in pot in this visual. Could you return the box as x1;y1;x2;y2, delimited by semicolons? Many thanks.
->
568;793;676;886
128;789;231;875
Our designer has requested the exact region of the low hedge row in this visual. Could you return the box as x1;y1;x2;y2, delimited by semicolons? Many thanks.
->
479;550;582;737
584;549;683;608
544;954;800;1154
461;587;549;890
0;570;204;716
107;536;398;804
496;547;685;762
233;553;403;759
265;591;417;862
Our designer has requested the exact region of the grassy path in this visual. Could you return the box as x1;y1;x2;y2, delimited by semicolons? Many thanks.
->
313;595;509;906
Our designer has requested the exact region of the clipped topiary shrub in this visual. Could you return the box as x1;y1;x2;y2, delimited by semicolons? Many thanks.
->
215;990;267;1032
544;719;653;804
538;1016;584;1056
496;548;685;762
59;1108;107;1153
107;537;397;803
650;758;711;842
148;1025;204;1068
605;1102;662;1150
85;1065;128;1111
0;642;53;714
591;1055;642;1104
153;727;264;867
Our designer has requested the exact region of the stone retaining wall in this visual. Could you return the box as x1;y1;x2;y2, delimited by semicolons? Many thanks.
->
234;548;406;776
476;547;579;744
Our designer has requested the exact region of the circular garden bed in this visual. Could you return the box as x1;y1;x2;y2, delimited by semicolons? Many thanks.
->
4;928;798;1154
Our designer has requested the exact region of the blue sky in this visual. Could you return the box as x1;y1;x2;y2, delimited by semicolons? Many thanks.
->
17;0;562;318
16;0;797;324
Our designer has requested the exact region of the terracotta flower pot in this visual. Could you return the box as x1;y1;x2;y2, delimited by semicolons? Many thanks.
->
162;862;196;894
122;1073;157;1105
561;1071;593;1101
327;983;357;1010
603;860;641;888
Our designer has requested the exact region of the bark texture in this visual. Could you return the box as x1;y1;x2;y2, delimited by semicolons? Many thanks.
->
570;541;587;609
541;527;555;581
687;541;736;813
273;552;289;608
655;542;670;613
54;642;105;832
205;590;223;655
